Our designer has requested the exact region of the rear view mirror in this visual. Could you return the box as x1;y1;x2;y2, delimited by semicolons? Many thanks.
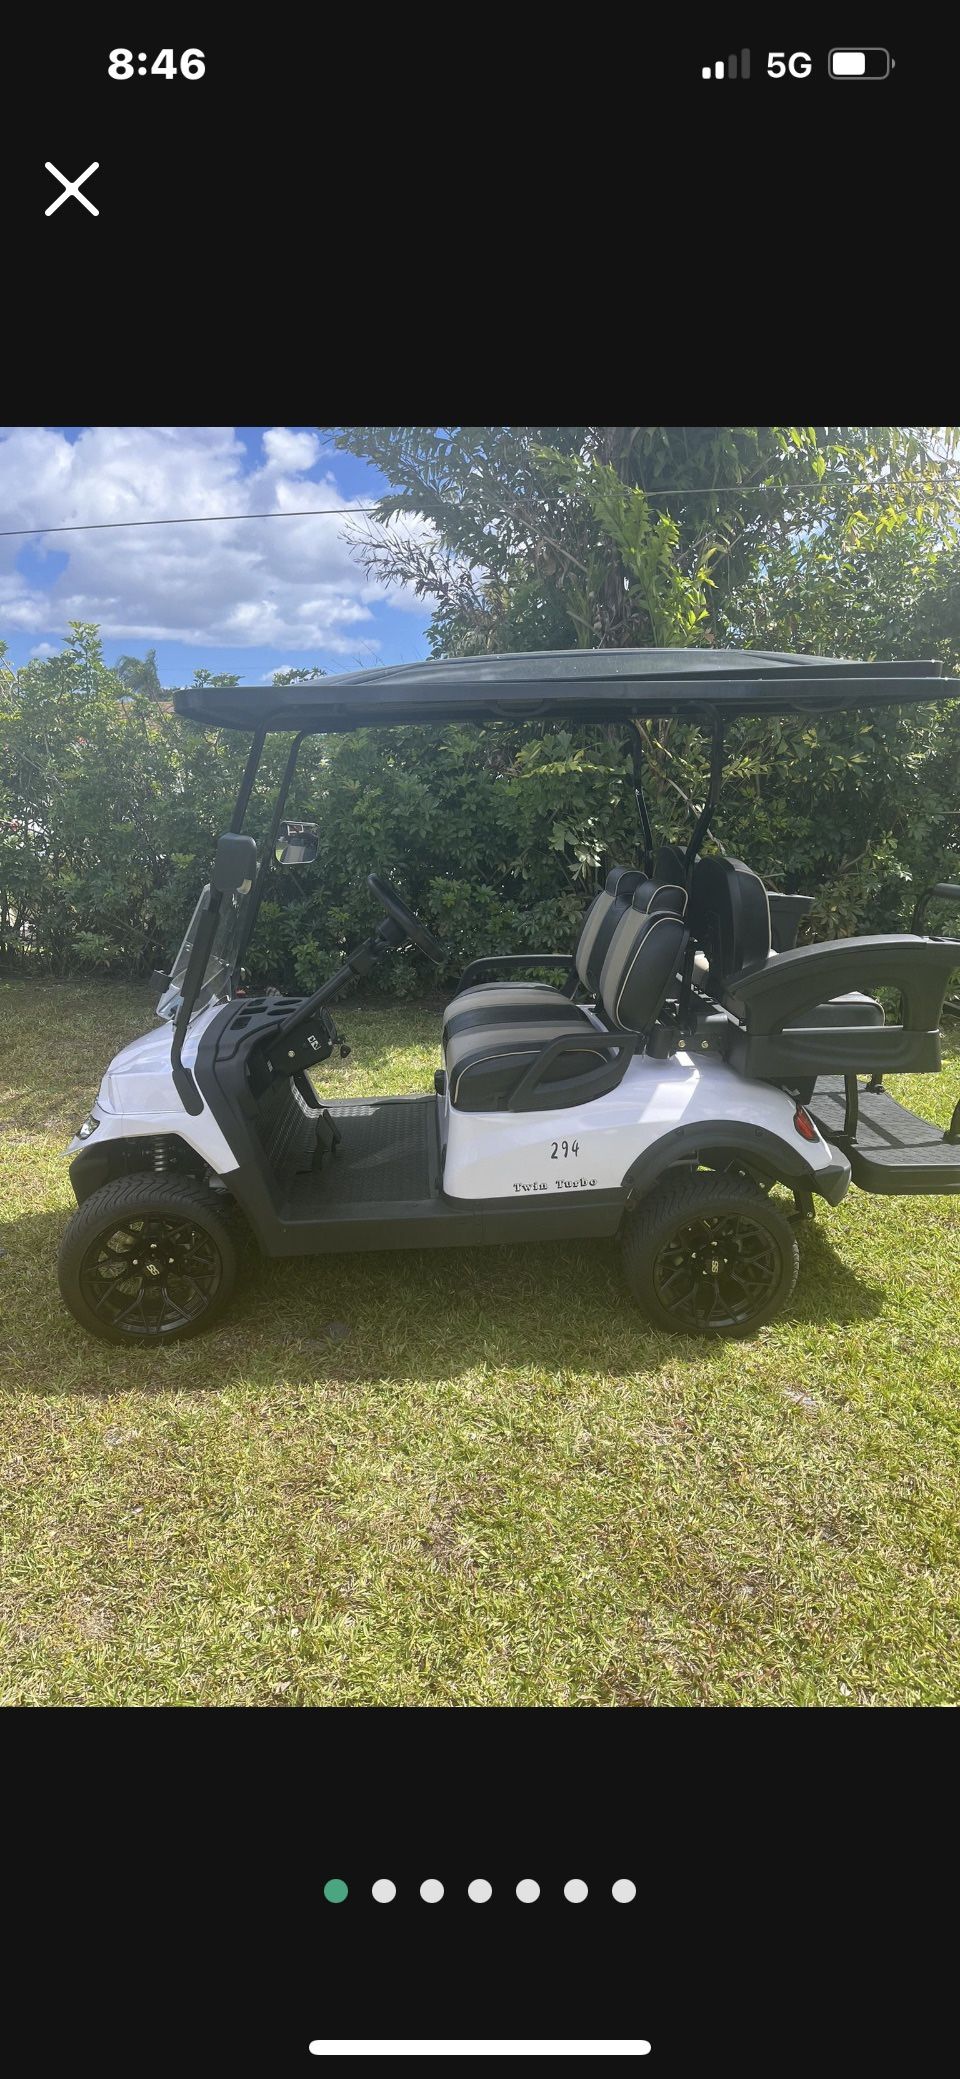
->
276;819;318;867
213;832;257;895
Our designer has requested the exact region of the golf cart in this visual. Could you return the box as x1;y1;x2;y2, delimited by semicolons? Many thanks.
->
58;650;960;1345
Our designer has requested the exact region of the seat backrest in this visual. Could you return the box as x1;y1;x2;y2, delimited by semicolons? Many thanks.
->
598;897;688;1034
652;841;691;886
576;862;690;993
688;856;771;992
766;891;814;953
574;865;647;992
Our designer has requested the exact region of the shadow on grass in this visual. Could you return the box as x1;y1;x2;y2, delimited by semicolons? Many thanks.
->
0;1200;885;1399
780;1214;886;1324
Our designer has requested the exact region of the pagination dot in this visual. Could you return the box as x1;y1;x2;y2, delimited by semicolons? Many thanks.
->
372;1879;396;1903
323;1878;348;1903
612;1878;637;1902
564;1878;588;1902
515;1878;540;1902
468;1879;492;1902
420;1878;444;1903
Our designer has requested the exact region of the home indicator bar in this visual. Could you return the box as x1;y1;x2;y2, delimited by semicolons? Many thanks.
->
309;2047;654;2060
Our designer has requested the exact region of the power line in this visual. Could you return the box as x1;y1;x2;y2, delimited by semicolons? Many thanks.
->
2;470;960;540
0;506;381;539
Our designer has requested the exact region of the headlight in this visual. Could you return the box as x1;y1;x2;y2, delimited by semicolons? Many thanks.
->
77;1113;101;1140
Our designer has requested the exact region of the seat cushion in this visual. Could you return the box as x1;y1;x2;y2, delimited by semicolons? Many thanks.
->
445;1007;610;1113
443;982;569;1044
719;953;885;1030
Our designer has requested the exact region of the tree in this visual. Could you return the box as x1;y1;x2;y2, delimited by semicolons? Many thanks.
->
333;426;958;654
114;647;163;698
332;427;960;935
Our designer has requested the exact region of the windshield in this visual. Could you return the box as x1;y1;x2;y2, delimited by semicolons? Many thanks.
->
156;883;250;1022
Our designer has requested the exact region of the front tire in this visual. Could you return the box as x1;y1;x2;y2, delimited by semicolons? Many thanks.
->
58;1176;238;1345
621;1170;800;1339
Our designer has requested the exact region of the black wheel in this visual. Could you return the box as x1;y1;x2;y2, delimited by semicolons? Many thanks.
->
621;1171;800;1339
58;1177;239;1345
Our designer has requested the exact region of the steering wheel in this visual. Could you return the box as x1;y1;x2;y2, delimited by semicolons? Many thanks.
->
367;874;445;965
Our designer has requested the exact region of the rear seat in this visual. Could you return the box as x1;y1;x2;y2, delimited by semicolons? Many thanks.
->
688;856;886;1029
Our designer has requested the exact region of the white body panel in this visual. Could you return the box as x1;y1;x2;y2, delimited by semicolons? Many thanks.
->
441;1047;835;1200
66;1005;239;1176
69;1008;834;1209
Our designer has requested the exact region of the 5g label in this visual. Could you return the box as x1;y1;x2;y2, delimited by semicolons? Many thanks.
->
767;52;812;77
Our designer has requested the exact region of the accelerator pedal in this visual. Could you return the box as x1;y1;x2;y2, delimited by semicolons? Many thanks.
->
311;1108;343;1172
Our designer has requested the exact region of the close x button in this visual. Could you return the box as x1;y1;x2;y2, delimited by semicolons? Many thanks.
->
44;161;100;216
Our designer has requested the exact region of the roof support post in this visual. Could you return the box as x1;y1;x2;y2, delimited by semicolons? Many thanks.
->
230;726;268;833
234;730;306;975
626;726;655;875
684;709;725;877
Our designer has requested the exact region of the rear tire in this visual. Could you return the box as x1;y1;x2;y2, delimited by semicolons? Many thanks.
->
58;1176;238;1345
621;1170;800;1339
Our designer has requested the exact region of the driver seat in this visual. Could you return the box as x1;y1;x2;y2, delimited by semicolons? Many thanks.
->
444;892;689;1111
442;848;688;1041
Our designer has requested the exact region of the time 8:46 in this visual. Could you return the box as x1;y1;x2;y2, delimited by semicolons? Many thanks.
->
108;50;206;79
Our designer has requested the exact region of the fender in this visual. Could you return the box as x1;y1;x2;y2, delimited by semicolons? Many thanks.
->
622;1120;850;1206
68;1132;215;1204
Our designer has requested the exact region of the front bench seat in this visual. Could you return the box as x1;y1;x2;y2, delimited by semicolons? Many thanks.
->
443;852;688;1044
445;896;689;1112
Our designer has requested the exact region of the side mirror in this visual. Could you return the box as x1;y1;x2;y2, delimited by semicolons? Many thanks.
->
213;832;258;896
276;819;318;867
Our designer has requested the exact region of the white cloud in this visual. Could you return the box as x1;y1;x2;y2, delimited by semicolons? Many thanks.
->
0;426;434;656
28;641;57;659
261;427;323;474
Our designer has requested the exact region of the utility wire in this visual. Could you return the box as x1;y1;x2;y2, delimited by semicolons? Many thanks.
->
2;470;960;540
0;507;382;538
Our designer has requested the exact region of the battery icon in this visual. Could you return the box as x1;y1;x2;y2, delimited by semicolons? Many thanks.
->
829;48;892;78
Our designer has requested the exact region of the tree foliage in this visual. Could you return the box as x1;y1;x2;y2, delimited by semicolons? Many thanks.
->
333;424;960;936
2;427;959;990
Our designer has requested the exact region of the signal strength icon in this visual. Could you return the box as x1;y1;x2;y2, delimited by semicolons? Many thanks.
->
702;50;751;79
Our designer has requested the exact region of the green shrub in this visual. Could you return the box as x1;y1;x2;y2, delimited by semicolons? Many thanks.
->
1;625;958;994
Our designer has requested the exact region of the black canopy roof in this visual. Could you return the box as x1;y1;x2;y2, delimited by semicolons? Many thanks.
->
173;648;950;734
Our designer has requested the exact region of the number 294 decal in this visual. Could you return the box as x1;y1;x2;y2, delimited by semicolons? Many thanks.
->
550;1139;579;1159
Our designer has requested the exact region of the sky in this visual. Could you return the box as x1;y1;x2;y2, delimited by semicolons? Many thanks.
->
0;427;434;685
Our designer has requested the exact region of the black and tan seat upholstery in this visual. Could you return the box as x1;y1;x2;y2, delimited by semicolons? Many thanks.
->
443;864;643;1043
445;892;689;1112
443;850;688;1045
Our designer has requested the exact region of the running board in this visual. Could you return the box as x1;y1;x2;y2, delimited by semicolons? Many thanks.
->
808;1077;960;1194
271;1096;624;1254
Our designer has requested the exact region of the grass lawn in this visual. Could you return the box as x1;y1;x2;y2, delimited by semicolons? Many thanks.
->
1;972;959;1707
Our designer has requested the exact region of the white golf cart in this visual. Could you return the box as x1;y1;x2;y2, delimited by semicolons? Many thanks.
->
58;650;960;1344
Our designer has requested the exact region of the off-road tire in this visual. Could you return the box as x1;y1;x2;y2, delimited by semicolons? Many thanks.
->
621;1170;800;1339
58;1175;239;1345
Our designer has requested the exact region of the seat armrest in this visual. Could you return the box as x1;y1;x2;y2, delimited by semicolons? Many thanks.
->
457;953;576;990
726;935;960;1035
508;1025;637;1112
